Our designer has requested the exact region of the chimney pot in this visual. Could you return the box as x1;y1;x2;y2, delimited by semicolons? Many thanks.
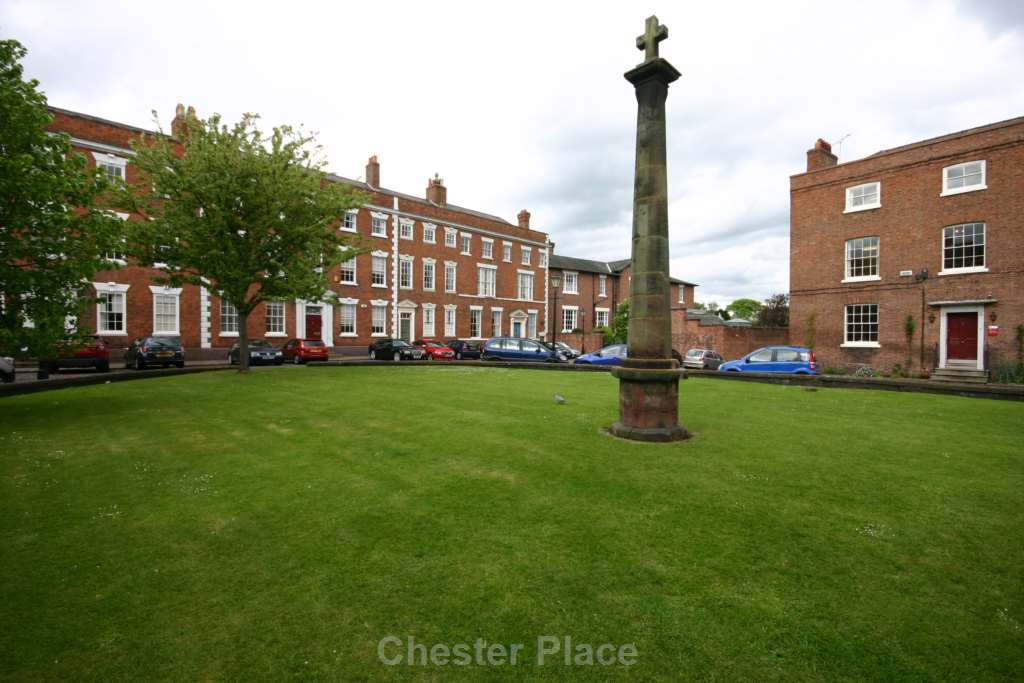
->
806;137;838;171
366;155;380;188
517;209;531;230
426;173;447;205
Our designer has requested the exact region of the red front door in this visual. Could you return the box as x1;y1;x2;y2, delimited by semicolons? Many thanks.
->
946;312;977;361
305;313;322;341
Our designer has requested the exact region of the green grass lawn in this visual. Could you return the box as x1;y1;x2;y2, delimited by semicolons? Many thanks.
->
1;367;1022;681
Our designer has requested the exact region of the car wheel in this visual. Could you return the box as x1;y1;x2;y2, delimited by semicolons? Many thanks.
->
175;362;185;369
455;351;463;360
135;357;145;371
1;370;13;384
48;361;59;374
230;355;237;365
293;355;302;365
425;354;432;361
393;352;401;362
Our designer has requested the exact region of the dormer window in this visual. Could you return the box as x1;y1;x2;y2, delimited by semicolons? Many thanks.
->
92;151;127;182
941;160;986;196
844;182;880;213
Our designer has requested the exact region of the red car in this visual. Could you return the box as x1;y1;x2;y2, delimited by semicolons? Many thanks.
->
280;338;330;364
413;339;456;361
45;334;110;374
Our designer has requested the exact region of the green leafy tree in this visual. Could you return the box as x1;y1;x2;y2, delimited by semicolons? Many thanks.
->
0;39;123;358
119;110;365;372
610;301;629;344
727;298;762;321
758;293;789;327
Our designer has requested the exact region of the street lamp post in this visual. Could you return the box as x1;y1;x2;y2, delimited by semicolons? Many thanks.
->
550;275;561;346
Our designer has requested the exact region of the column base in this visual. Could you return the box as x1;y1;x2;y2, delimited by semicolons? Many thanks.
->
608;362;689;443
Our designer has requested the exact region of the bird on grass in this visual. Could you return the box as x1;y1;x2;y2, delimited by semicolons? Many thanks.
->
554;394;566;405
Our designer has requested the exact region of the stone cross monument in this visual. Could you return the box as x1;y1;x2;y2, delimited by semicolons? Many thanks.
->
609;15;688;442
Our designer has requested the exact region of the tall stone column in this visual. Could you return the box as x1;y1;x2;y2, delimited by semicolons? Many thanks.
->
609;16;688;442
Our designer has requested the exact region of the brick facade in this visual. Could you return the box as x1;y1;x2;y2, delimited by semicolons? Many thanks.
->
790;117;1024;375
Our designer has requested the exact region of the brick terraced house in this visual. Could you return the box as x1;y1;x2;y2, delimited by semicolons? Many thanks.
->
47;104;701;359
790;117;1024;380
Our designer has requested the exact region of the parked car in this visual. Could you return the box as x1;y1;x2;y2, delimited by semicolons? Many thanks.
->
228;339;283;365
0;356;14;383
718;346;818;374
543;341;580;359
124;336;185;370
482;337;564;362
280;338;330;364
413;339;456;361
444;339;482;360
682;348;724;370
43;334;110;373
574;343;628;366
368;338;426;361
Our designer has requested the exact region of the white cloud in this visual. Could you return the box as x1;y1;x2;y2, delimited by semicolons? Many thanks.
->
3;0;1020;305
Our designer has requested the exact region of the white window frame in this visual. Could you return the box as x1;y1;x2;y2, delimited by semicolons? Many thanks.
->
264;300;287;337
444;261;457;293
844;182;881;213
521;246;532;266
563;271;579;294
102;211;130;264
490;308;502;337
460;233;472;255
422;258;436;292
423;222;437;244
598;274;607;298
469;306;483;339
444;227;457;248
399;255;414;290
677;285;686;304
219;298;239;337
527;310;538;339
444;305;457;337
539;250;548;268
422;303;436;337
595;307;610;328
517;270;534;301
148;285;182;336
370;300;388;337
477;264;497;297
502;242;512;263
93;282;129;336
941;160;987;197
92;151;127;182
370;211;389;238
339;256;357;285
843;236;881;283
399;217;414;240
338;298;358;337
371;250;388;288
341;210;358;233
841;303;880;348
561;305;578;333
939;222;988;276
481;237;494;260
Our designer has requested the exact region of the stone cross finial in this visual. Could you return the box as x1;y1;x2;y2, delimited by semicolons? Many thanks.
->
635;15;668;62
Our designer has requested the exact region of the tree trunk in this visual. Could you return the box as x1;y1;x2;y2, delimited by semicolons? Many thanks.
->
238;308;250;374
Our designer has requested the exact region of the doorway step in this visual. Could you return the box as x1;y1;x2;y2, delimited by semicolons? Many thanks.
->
932;367;988;383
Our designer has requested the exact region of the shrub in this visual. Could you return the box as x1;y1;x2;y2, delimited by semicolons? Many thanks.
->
853;366;877;378
994;363;1024;385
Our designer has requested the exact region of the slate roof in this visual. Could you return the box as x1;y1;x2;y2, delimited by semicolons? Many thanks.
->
550;254;696;287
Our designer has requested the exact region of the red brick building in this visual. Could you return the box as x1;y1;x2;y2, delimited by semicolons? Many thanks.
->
790;117;1024;378
48;104;702;358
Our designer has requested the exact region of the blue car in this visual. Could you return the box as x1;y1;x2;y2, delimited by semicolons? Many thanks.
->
481;337;564;362
574;343;628;366
718;346;818;374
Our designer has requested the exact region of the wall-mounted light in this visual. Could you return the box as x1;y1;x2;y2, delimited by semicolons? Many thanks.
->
928;312;936;324
990;310;998;323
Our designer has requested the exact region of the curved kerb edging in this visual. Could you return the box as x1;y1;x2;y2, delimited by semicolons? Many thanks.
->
3;361;1020;401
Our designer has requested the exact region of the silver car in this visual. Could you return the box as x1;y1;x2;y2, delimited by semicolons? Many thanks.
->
683;348;724;370
1;356;15;383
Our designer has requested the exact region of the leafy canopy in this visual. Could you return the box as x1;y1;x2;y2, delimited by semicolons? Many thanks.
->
727;298;762;321
0;39;123;357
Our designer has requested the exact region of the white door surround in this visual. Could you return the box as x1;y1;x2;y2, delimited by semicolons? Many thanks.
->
938;304;984;370
397;300;417;343
296;299;334;347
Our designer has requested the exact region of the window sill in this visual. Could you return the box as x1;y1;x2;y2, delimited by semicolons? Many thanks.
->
339;281;358;286
840;342;880;348
371;233;388;239
338;333;358;338
98;331;128;336
938;267;988;276
152;331;180;337
371;283;388;288
841;276;881;283
265;332;287;338
371;333;388;338
843;204;881;214
219;332;239;338
339;227;357;234
424;241;436;246
940;185;986;197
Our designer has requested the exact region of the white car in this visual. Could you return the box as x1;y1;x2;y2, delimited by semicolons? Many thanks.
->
0;356;15;383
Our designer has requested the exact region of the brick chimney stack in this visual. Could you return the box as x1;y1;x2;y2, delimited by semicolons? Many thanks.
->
806;138;838;172
426;173;447;205
170;103;198;139
517;209;531;230
366;155;380;188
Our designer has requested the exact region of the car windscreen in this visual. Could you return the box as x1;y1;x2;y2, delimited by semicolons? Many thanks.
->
303;340;325;347
393;341;411;348
685;349;703;357
249;341;274;349
148;337;181;348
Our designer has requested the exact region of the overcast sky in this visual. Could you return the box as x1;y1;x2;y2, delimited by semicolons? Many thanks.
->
3;0;1022;305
